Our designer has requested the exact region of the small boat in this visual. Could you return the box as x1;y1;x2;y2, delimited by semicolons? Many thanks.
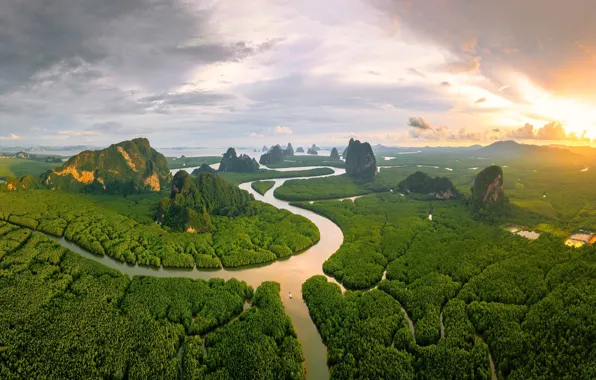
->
288;292;293;299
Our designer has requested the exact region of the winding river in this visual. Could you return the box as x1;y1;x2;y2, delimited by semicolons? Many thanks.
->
48;167;347;379
46;166;497;379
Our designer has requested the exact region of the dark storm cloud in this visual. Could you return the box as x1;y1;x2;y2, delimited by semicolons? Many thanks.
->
368;0;596;97
240;74;452;112
171;39;285;63
0;0;273;94
0;0;192;92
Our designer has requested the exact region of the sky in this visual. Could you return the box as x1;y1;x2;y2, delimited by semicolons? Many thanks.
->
1;0;595;148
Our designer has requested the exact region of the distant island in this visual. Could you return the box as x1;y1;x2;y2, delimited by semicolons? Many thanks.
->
219;148;259;173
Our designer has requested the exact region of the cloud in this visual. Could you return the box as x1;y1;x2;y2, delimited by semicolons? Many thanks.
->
535;121;567;140
275;126;293;135
497;85;510;92
407;68;428;79
240;74;452;112
407;124;485;141
440;81;452;87
407;116;433;130
500;121;587;141
444;56;481;74
508;123;536;139
474;97;487;104
58;130;99;136
461;37;478;54
0;133;20;141
492;128;500;133
368;0;596;98
171;39;284;63
139;91;234;107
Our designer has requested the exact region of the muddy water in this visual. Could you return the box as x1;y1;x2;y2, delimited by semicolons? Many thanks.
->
48;168;346;379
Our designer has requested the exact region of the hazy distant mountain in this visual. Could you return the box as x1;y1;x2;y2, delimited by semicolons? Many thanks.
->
475;140;586;167
42;138;171;194
549;144;596;161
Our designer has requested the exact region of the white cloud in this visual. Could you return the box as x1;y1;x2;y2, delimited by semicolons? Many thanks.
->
0;133;20;140
274;125;293;135
58;130;99;136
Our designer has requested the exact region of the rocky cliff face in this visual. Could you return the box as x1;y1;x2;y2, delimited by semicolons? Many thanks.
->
219;148;259;173
469;165;509;219
345;138;377;181
330;147;340;160
42;138;171;194
0;175;41;191
398;171;458;199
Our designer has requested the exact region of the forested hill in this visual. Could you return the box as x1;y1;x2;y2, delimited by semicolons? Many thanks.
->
398;171;458;199
469;165;510;221
42;137;171;194
158;171;254;233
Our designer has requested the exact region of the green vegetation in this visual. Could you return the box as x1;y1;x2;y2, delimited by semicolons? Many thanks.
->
167;155;220;169
469;165;510;222
300;192;596;378
0;175;44;191
219;148;259;173
397;171;458;199
218;167;334;185
259;144;294;165
264;155;344;169
84;192;164;224
0;157;62;179
274;174;391;201
186;281;304;379
159;171;253;233
0;225;303;378
192;163;216;175
0;188;319;268
345;138;377;181
330;147;340;160
42;138;171;194
251;181;275;196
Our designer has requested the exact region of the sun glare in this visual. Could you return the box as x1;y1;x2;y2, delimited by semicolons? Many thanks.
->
514;74;596;139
